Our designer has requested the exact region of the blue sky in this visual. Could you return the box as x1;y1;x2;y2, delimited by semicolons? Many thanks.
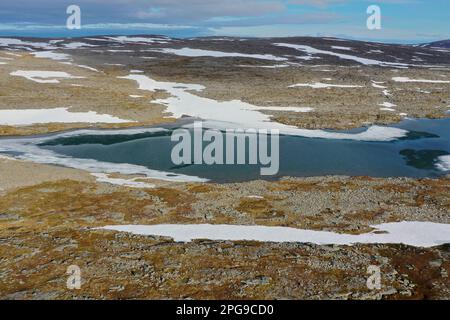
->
0;0;448;43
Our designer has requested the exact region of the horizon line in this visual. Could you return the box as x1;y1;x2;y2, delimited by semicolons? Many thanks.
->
1;33;447;46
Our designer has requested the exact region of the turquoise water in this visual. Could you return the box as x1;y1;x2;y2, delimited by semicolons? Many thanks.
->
38;118;450;182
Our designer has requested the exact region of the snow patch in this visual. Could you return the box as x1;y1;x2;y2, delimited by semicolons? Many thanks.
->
392;77;450;84
10;70;83;83
0;107;132;125
105;36;170;44
289;82;363;89
237;64;290;69
379;102;397;108
274;43;410;67
0;38;55;49
63;42;98;49
91;173;155;189
75;64;99;72
371;81;387;89
96;221;450;247
121;74;408;141
150;47;288;61
107;50;134;53
32;51;71;61
252;106;314;113
436;155;450;171
331;46;353;51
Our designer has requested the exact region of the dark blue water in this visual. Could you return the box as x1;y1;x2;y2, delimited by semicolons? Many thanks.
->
38;118;450;182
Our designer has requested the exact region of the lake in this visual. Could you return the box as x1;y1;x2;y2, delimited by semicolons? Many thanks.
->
32;118;450;183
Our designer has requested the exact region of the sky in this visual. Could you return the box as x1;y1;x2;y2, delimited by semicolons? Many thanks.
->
0;0;448;43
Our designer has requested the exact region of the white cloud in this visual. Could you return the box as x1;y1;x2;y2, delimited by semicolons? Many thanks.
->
0;22;194;31
210;24;448;43
288;0;347;8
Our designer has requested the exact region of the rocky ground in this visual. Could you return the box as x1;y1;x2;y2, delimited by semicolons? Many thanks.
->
1;36;449;134
0;160;449;299
0;36;449;299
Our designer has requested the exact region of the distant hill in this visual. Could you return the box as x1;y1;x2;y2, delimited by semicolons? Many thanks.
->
421;40;450;48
